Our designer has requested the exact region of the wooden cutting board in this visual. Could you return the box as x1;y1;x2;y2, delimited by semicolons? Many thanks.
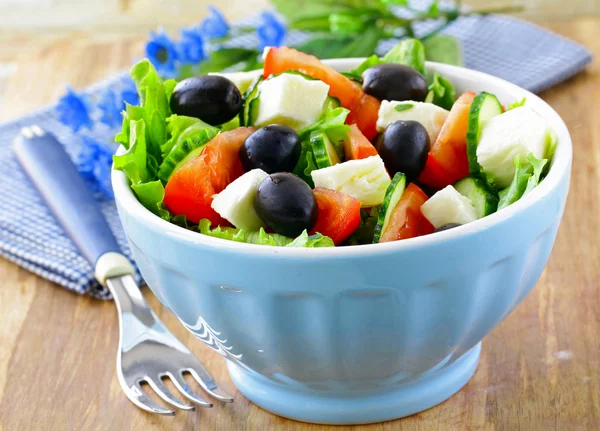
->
0;18;599;431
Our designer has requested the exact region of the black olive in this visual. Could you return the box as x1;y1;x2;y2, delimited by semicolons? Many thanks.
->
170;76;242;126
239;125;301;174
255;173;318;237
362;64;428;102
435;223;462;232
375;120;430;181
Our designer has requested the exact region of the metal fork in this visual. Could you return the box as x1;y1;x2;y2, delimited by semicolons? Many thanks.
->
13;126;233;415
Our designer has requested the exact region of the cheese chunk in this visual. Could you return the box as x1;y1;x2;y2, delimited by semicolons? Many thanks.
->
421;185;478;229
476;106;550;188
254;74;330;130
311;156;391;207
209;70;262;93
211;169;269;230
376;100;449;143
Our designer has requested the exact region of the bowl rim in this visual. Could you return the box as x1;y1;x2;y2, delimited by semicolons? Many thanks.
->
112;59;572;258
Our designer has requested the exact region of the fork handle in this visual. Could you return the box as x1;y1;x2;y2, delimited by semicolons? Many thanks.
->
13;131;133;283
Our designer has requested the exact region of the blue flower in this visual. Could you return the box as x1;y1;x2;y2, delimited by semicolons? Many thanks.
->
257;12;286;50
200;6;229;38
177;26;206;64
146;29;178;77
56;86;93;132
120;79;140;107
97;90;122;128
76;136;115;199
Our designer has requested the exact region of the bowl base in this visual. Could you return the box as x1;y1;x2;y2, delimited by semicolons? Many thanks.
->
227;342;481;425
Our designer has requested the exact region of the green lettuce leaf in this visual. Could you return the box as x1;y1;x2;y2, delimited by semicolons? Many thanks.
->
113;119;149;185
425;72;456;110
294;107;351;185
507;97;527;110
162;114;215;157
347;54;382;79
131;180;170;220
498;152;549;210
382;39;426;76
343;207;379;245
115;104;145;149
198;220;334;247
523;153;548;196
423;35;463;67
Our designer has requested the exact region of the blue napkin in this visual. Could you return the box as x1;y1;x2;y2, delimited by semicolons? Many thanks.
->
0;14;591;299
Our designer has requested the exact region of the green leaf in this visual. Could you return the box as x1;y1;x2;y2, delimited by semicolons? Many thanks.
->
131;180;170;220
113;119;149;185
507;97;527;111
348;54;382;78
523;153;548;195
115;103;145;149
381;0;407;5
329;12;366;35
427;0;440;18
162;114;215;157
170;214;189;228
344;207;379;245
382;38;426;76
271;0;353;24
286;231;335;247
425;72;456;110
197;220;334;247
294;27;383;59
423;35;463;66
290;15;332;31
394;103;414;112
293;141;319;187
497;154;533;210
198;48;259;74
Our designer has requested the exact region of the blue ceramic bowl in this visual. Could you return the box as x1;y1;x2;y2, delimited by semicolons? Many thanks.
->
112;60;572;424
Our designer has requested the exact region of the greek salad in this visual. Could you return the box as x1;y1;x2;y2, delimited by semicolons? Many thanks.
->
114;38;556;247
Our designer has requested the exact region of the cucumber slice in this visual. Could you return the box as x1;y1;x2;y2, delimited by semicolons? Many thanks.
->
310;130;341;169
372;172;407;243
240;75;263;126
157;128;218;182
466;92;503;177
454;177;498;218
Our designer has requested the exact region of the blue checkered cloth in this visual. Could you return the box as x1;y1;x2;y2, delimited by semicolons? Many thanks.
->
0;14;591;299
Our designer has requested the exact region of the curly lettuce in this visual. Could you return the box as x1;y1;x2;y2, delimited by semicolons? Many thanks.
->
498;153;548;210
198;220;334;247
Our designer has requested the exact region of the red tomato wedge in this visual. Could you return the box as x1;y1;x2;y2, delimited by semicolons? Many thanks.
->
164;127;255;224
310;188;361;245
263;47;381;140
343;124;378;160
418;91;476;189
379;184;434;242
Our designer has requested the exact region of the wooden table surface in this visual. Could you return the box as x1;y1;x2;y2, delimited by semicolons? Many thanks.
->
0;17;599;431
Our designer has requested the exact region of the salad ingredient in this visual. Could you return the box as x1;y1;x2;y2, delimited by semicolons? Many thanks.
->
373;172;407;243
158;127;218;182
344;207;379;245
435;223;462;232
466;91;503;178
161;115;213;157
381;38;426;76
170;76;242;126
421;185;478;229
253;73;330;129
239;125;301;174
343;124;378;160
498;153;548;210
240;75;263;126
362;64;428;103
475;106;550;188
311;155;391;207
209;70;262;93
454;177;498;218
376;101;449;144
375;120;430;181
425;73;456;111
255;173;318;237
163;127;255;224
211;169;269;230
311;187;361;245
198;219;334;247
419;91;475;189
311;130;341;168
262;46;381;140
379;183;433;242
